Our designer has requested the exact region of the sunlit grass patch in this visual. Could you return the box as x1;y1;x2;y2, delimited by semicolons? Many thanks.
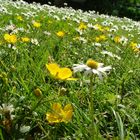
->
0;0;140;139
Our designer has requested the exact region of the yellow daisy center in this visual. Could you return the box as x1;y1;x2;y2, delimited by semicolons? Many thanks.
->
86;59;99;69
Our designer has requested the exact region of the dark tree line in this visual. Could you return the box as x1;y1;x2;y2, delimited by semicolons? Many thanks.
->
17;0;140;20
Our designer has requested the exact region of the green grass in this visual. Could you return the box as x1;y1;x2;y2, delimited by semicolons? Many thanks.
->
0;0;140;139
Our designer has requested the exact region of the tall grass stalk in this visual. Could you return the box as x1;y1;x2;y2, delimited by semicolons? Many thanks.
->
112;107;124;140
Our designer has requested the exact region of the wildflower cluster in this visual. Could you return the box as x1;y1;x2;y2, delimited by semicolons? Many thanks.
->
0;0;140;139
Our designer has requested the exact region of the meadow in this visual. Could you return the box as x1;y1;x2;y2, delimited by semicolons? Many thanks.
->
0;0;140;139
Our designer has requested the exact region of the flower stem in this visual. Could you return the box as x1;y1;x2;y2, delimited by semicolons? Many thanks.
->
89;74;96;139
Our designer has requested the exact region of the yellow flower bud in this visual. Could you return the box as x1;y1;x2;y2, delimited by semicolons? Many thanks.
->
34;88;42;97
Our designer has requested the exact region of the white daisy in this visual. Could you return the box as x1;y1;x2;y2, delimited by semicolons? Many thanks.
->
20;125;30;133
0;103;14;114
120;36;128;46
101;50;121;60
0;103;15;119
136;44;140;49
5;24;16;32
31;38;39;46
92;42;101;47
73;59;112;80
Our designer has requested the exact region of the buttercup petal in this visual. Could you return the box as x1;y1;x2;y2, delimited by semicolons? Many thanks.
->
52;103;62;113
57;68;72;80
46;63;60;76
46;113;62;123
